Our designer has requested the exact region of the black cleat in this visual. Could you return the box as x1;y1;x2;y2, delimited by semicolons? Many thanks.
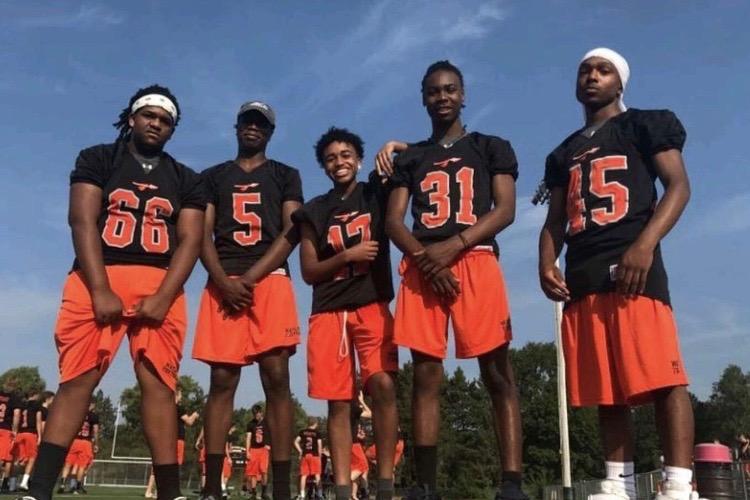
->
494;481;530;500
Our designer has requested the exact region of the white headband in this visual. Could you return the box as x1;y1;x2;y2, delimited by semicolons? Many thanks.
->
580;47;630;112
131;94;178;123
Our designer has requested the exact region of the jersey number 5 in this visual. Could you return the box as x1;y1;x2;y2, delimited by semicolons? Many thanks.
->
102;188;174;253
420;167;477;228
567;155;629;236
232;193;262;246
327;213;372;280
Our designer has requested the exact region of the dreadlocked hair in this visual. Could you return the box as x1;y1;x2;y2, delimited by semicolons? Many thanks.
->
421;60;464;92
112;84;181;143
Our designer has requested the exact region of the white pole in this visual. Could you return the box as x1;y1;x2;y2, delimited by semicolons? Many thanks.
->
554;271;573;498
111;401;121;459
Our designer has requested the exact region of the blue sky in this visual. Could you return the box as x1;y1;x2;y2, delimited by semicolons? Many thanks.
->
1;1;748;418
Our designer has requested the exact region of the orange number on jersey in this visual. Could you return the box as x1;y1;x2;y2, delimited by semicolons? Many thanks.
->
420;168;476;228
102;190;173;253
589;155;629;226
420;171;450;228
566;156;629;236
326;213;373;280
567;164;585;235
141;197;174;253
232;193;262;246
102;188;138;248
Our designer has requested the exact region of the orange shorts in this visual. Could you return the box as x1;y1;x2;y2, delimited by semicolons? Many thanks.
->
12;432;38;462
55;266;186;391
365;441;403;466
193;274;300;365
65;439;94;468
0;429;13;461
563;292;689;407
177;439;185;465
307;302;398;400
394;248;512;359
299;454;321;476
245;447;270;478
223;457;232;479
351;443;368;474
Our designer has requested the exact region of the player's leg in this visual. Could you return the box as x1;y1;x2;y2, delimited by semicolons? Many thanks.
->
258;348;294;500
328;401;352;499
654;386;695;498
478;345;527;499
203;364;241;498
27;369;101;500
145;470;157;498
299;470;308;498
411;351;443;494
366;373;397;500
134;359;181;500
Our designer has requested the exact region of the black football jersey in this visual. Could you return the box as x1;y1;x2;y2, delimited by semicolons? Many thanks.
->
0;392;19;431
544;109;686;304
76;411;99;440
298;428;319;456
177;404;187;440
391;132;518;253
41;406;49;422
19;400;42;434
292;173;393;314
70;143;206;269
202;160;304;276
246;418;268;449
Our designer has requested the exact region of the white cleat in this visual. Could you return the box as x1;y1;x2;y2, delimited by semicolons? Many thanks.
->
587;480;634;500
654;480;706;500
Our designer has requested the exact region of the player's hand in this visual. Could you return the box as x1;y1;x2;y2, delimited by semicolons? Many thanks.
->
345;241;379;263
133;293;172;324
429;268;460;299
419;237;464;278
616;243;654;296
374;141;408;178
91;288;124;324
218;277;253;313
539;265;570;302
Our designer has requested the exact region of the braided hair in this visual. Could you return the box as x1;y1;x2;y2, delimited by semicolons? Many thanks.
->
420;60;465;92
112;84;181;144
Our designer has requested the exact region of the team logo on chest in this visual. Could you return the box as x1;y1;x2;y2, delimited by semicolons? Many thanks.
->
131;181;159;192
571;146;600;162
234;182;259;192
333;211;360;223
432;157;462;169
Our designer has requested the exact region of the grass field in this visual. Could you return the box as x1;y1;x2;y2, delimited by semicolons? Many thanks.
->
48;486;152;499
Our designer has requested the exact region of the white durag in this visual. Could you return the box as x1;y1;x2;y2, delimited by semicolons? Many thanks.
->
580;47;630;112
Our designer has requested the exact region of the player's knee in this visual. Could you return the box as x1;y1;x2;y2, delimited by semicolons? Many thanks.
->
260;364;291;399
480;365;514;396
366;373;396;403
209;369;241;397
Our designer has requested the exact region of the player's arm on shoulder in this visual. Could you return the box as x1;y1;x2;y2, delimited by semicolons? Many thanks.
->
69;182;124;324
133;207;204;323
538;187;570;302
375;140;410;177
242;198;302;287
616;148;690;295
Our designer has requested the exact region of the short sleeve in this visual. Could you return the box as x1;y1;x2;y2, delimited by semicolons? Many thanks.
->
543;150;568;189
283;168;304;203
179;164;207;211
483;136;519;180
201;167;219;206
291;204;312;226
634;109;686;156
390;152;414;188
70;145;110;187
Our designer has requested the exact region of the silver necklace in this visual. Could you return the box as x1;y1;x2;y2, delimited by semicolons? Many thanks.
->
437;128;468;149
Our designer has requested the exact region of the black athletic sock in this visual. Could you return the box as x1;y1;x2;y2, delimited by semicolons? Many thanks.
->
414;445;438;491
335;484;352;500
28;441;68;500
376;478;394;500
502;470;523;487
205;453;225;496
153;463;181;500
271;460;291;500
1;477;8;491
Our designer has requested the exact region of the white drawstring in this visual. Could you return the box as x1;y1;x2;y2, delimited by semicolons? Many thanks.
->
337;310;349;361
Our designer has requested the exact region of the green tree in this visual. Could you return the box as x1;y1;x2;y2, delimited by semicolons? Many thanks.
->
0;366;46;396
699;365;750;443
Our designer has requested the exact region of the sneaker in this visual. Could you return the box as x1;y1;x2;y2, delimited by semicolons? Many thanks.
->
654;481;706;500
145;492;157;498
587;480;633;500
15;497;39;500
404;484;441;500
495;481;530;500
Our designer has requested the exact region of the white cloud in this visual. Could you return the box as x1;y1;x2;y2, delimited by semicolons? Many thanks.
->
14;5;124;29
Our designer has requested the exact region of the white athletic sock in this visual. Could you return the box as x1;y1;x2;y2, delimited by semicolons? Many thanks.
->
664;465;693;487
20;474;30;488
605;461;636;498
